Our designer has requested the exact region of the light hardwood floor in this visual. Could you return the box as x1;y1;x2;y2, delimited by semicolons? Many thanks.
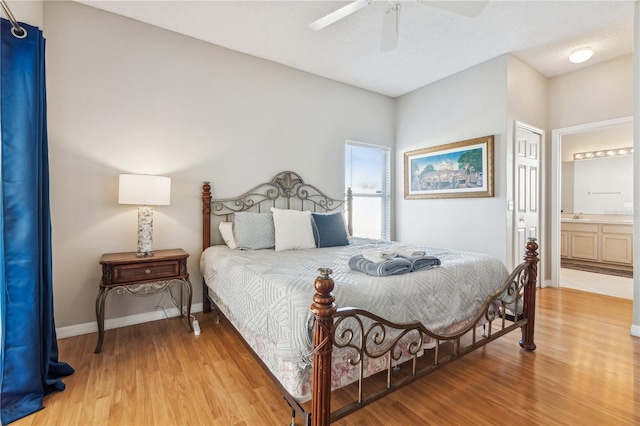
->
16;288;640;425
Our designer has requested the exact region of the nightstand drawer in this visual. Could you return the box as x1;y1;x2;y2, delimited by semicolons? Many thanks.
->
112;261;180;284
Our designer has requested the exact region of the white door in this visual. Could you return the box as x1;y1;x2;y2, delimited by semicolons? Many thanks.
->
513;124;542;270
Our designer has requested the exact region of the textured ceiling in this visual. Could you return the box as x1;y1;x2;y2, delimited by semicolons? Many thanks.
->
75;0;635;98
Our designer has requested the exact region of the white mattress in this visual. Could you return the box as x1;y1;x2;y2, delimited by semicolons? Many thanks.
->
200;237;509;367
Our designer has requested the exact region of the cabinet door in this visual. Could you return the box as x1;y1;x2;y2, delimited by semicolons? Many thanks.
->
601;234;633;264
560;231;569;258
570;232;598;260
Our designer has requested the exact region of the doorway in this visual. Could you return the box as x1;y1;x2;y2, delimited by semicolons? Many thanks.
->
550;116;634;298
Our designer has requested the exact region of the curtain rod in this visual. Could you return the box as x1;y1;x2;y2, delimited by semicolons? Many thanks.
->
0;0;26;37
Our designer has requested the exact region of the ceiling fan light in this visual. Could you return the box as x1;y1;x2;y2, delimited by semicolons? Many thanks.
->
569;47;593;64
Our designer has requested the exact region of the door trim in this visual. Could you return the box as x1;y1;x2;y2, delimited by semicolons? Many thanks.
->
550;116;633;288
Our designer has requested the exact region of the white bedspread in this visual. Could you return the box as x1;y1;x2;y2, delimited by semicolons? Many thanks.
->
200;237;509;368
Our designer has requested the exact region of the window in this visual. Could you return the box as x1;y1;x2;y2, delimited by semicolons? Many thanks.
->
345;141;391;240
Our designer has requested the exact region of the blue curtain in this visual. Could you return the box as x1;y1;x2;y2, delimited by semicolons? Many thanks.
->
0;19;74;425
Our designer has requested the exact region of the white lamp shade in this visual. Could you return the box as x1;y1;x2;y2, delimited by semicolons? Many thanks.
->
118;174;171;206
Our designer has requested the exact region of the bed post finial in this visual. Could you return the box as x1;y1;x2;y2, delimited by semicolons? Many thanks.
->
311;268;336;426
520;237;539;351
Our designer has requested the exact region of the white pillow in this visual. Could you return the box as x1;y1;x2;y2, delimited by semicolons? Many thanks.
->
270;207;316;252
218;222;237;249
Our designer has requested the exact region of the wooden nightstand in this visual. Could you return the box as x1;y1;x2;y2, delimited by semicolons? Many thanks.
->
94;248;193;353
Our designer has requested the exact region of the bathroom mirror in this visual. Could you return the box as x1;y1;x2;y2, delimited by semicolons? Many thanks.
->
561;123;633;215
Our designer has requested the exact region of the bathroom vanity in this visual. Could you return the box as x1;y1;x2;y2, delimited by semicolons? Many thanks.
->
561;215;633;272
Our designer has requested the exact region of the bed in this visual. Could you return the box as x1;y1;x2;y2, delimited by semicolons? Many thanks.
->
200;170;538;426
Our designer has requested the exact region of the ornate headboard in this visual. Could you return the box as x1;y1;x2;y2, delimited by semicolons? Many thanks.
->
202;170;352;250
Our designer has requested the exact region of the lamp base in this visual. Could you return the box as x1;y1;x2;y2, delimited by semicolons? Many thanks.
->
137;206;154;255
135;251;155;257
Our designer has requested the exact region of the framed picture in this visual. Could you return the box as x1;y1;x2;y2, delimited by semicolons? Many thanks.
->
404;135;494;199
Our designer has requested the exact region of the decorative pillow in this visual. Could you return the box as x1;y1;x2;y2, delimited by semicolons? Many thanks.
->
270;207;316;252
234;212;275;250
218;222;237;249
311;211;350;248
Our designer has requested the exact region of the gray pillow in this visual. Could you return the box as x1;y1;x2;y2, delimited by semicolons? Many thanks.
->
234;212;275;250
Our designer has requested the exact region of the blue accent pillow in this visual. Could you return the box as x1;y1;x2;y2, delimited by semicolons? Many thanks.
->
311;212;349;248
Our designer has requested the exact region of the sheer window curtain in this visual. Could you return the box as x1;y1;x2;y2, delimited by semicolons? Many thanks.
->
0;19;73;425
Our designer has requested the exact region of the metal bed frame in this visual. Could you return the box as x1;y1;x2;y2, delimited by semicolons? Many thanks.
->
201;170;538;426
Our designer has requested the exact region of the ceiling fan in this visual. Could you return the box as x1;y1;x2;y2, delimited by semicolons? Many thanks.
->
309;0;489;52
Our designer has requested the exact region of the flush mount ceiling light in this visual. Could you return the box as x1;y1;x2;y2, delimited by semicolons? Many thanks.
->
569;47;594;64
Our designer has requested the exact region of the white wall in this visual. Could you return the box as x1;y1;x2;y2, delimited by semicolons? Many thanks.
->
548;54;633;129
395;56;509;262
506;55;548;131
44;1;395;329
561;161;575;213
5;0;42;28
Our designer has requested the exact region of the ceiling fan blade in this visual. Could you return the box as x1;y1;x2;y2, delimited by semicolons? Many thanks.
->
380;3;399;52
418;0;488;18
309;0;370;31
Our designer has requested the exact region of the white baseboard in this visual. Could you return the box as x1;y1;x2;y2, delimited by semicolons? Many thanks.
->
631;324;640;338
55;303;204;339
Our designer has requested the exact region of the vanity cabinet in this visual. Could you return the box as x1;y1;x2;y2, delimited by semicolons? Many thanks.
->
561;221;633;269
600;224;633;265
562;223;599;261
560;231;569;258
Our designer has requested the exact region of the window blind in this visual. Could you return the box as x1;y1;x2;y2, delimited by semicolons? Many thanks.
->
345;141;391;240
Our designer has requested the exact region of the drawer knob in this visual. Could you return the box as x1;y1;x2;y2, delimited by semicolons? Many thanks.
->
145;269;151;274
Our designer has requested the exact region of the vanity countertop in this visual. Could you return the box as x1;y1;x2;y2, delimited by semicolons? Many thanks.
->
561;214;633;225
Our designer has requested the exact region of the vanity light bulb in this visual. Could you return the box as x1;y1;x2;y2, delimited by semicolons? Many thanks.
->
574;146;632;161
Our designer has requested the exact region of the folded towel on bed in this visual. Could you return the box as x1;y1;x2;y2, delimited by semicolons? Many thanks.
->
410;256;441;272
349;254;412;277
362;248;397;263
390;244;426;259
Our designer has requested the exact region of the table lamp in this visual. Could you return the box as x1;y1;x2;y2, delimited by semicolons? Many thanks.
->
118;174;171;257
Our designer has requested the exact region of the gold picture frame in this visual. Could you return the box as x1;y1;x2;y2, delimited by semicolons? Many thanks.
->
404;135;494;199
